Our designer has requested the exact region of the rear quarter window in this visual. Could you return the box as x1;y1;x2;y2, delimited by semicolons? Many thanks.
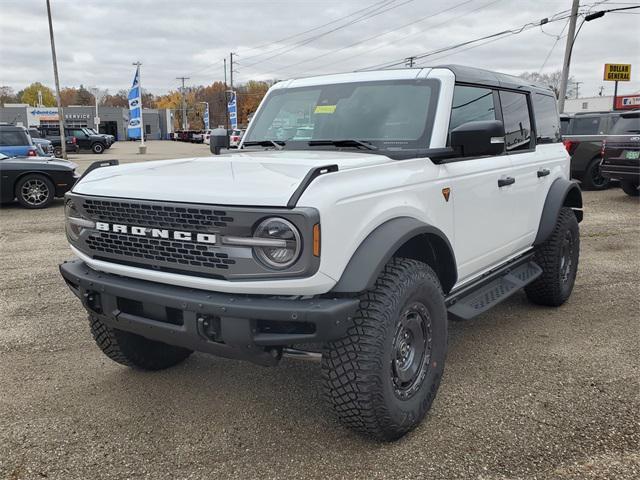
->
0;129;30;146
532;94;561;143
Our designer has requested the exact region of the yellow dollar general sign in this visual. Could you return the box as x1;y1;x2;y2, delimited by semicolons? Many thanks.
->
604;64;631;82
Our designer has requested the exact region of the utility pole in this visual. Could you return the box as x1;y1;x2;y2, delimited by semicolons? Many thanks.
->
558;0;580;113
176;76;189;130
46;0;66;159
574;81;583;99
229;52;234;91
223;58;229;130
405;56;416;68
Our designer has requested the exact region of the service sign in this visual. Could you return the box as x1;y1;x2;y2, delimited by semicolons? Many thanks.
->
603;63;631;81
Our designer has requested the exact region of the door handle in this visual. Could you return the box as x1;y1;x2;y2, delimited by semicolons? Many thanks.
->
537;168;551;178
498;177;515;187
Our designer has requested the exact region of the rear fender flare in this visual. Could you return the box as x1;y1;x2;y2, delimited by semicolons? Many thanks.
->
534;178;583;246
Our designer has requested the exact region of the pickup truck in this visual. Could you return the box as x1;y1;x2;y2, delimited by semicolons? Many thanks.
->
601;111;640;196
29;128;78;157
39;126;108;154
561;111;623;190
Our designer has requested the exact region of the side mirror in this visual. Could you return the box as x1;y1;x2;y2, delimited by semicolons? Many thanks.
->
210;128;229;155
450;120;505;157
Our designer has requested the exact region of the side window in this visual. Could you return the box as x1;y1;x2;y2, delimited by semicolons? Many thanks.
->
571;116;601;135
560;118;571;136
610;114;640;134
449;85;496;131
499;91;532;152
532;94;560;143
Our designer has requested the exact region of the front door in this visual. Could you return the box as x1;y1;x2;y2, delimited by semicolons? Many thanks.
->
443;85;517;283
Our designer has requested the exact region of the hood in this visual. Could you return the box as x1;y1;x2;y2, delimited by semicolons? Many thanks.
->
73;150;393;206
1;156;77;169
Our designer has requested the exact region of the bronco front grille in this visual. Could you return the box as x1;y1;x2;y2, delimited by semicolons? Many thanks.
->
82;198;234;231
86;232;236;270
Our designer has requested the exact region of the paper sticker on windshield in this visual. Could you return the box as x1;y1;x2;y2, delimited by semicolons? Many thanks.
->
314;105;336;114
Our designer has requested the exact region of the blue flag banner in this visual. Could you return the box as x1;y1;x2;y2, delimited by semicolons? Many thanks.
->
228;92;237;130
127;66;142;139
203;103;210;130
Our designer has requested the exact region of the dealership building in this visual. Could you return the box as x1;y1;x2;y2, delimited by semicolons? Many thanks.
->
0;104;174;140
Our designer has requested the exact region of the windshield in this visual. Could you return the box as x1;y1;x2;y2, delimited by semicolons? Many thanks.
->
244;79;439;152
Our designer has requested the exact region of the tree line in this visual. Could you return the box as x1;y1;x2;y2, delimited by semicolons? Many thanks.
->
0;80;273;129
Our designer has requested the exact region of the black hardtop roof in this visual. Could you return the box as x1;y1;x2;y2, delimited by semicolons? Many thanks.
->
435;64;555;96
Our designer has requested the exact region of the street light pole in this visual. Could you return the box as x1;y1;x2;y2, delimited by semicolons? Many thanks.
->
558;0;580;113
46;0;67;159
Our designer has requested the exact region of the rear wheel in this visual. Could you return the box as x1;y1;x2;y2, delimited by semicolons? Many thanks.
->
581;157;610;190
620;180;639;197
53;146;62;157
322;258;447;441
89;315;193;370
15;174;54;209
526;207;579;306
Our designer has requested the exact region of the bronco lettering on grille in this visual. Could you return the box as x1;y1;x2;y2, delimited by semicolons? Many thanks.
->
95;222;216;244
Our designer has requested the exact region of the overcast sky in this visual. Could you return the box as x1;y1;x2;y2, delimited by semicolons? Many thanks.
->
1;0;639;98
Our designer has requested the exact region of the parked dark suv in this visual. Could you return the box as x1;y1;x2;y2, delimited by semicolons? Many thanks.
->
562;111;625;190
40;126;108;154
601;111;640;197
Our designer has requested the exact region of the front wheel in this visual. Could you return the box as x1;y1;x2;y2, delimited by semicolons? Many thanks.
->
89;316;193;370
15;174;55;209
53;146;62;157
525;207;580;306
621;180;639;197
92;143;105;154
322;258;447;441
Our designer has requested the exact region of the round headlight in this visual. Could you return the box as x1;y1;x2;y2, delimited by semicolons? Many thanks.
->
253;217;301;269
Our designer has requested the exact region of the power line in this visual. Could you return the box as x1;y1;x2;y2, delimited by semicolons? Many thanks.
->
247;0;482;78
361;10;575;71
240;0;415;69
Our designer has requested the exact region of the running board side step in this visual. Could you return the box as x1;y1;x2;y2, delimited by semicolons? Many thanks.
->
446;258;542;320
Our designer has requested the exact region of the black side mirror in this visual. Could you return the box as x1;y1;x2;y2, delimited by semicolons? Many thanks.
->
210;128;230;155
450;120;505;157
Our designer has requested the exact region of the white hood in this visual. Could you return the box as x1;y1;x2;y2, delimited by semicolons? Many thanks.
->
73;150;393;206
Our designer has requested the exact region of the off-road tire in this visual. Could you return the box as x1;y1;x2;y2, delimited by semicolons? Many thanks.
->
89;315;192;370
581;157;610;191
525;207;579;306
15;174;54;209
620;180;639;197
322;258;447;441
91;142;105;154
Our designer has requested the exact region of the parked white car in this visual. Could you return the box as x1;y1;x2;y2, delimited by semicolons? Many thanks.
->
61;65;581;441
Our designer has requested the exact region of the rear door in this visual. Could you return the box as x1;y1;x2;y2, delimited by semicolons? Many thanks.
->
501;91;564;250
442;84;515;282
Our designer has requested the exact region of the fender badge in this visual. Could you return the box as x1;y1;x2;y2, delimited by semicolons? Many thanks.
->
442;187;451;202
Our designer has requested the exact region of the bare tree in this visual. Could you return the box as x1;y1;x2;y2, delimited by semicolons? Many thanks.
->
519;71;576;99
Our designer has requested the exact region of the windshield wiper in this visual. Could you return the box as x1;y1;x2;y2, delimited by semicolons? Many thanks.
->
308;139;378;151
242;140;285;150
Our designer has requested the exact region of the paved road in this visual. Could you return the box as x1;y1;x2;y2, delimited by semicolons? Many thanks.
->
1;142;639;479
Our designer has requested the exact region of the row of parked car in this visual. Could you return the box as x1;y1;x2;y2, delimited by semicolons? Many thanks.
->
562;110;639;196
0;123;115;159
172;128;244;148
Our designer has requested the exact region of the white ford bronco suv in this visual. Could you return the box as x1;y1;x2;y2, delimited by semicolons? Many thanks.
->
60;65;582;441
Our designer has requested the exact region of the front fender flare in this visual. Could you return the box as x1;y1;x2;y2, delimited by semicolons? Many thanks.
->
331;217;457;294
534;178;583;246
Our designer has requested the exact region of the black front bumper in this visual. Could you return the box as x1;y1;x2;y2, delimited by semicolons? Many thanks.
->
60;260;359;365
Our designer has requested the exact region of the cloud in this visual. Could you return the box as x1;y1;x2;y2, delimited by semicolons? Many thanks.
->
0;0;638;97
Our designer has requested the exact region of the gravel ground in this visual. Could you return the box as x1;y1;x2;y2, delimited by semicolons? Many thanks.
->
1;141;639;479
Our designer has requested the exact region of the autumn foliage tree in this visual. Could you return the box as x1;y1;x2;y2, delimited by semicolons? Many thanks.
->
18;82;56;106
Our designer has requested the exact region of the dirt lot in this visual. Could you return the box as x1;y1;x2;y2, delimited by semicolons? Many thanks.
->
1;141;639;479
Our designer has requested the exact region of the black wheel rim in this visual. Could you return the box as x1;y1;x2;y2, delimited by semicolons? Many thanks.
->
559;229;576;284
590;163;607;188
21;179;50;206
391;302;432;400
